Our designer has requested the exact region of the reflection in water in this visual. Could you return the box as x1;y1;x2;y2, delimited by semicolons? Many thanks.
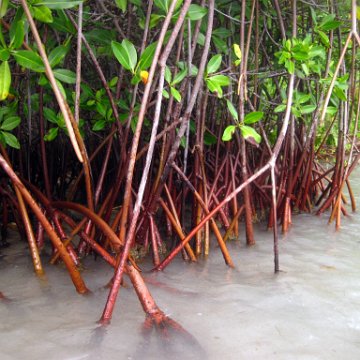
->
84;314;206;360
134;315;207;360
86;326;107;359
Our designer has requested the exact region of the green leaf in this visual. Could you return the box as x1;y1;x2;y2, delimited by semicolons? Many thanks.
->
92;119;106;131
0;105;13;119
53;69;76;84
44;127;58;141
285;60;295;74
38;74;48;86
297;93;311;104
274;104;286;113
115;0;127;12
321;20;341;31
203;131;217;145
317;30;330;47
318;15;341;31
233;44;242;62
12;50;45;72
0;49;10;62
147;14;163;29
1;131;20;148
170;86;181;102
48;44;69;68
154;0;183;13
164;66;172;84
0;61;11;101
295;69;305;79
56;79;66;99
187;4;207;20
301;63;310;76
0;116;20;131
206;54;222;75
292;51;308;61
190;64;199;76
111;39;137;73
50;10;75;34
130;116;138;133
122;39;137;72
130;0;141;5
172;68;187;85
9;20;25;49
108;76;118;87
80;83;94;102
96;102;106;117
326;106;337;115
162;89;169;99
174;0;184;11
106;107;113;121
212;28;232;38
310;7;317;24
240;125;261;144
309;63;321;75
333;87;347;101
300;105;316;114
84;29;115;45
178;61;198;76
175;0;184;11
0;24;6;48
196;32;205;46
138;42;156;70
179;134;186;148
226;100;238;121
95;89;104;101
43;107;58;123
207;74;230;86
0;0;8;18
55;113;66;129
131;73;141;85
222;125;236;141
285;39;292;51
308;45;325;59
291;106;301;117
35;1;83;9
206;78;223;97
244;111;263;124
154;0;170;13
212;36;227;53
32;5;53;23
206;75;230;97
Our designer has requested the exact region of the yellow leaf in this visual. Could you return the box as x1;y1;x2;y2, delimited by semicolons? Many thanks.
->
233;44;242;63
140;70;149;84
0;61;11;101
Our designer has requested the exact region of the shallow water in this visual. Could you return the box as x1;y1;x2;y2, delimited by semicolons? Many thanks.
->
1;174;360;359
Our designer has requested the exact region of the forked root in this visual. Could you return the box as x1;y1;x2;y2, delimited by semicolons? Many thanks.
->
142;311;190;339
127;262;190;337
140;308;206;360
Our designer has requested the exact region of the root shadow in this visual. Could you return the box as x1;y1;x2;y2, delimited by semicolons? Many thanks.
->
133;312;208;360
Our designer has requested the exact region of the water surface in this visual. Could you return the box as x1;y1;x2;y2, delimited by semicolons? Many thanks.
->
1;173;360;359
